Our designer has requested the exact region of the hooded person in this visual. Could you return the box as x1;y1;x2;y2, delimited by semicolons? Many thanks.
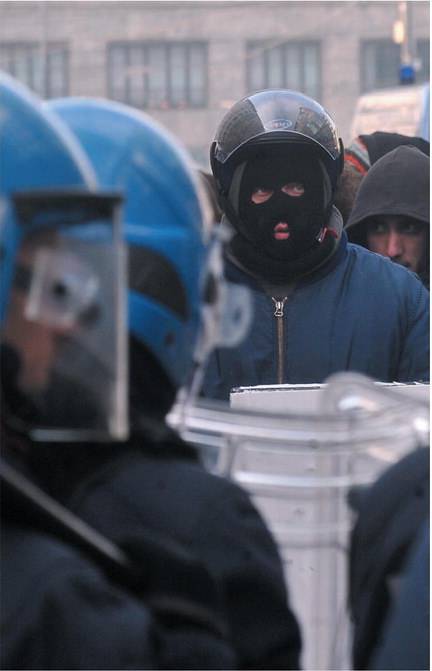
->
200;89;429;400
346;146;430;289
335;132;430;224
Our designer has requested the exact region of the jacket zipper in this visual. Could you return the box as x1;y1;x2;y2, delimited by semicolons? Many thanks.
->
272;297;287;384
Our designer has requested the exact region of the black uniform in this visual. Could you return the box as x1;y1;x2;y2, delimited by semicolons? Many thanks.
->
31;421;302;670
1;438;236;670
2;523;157;670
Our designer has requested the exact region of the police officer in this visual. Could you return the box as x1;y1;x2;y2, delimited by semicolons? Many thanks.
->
0;74;235;670
349;448;429;670
45;96;302;670
201;89;429;399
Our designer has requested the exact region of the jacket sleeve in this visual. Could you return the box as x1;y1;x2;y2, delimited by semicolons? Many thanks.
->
369;521;430;671
397;278;430;382
1;530;156;670
191;478;302;670
39;562;157;670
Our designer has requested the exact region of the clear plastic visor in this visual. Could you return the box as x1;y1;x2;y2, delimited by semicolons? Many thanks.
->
1;193;128;442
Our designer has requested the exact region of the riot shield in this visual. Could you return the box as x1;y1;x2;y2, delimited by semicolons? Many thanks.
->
168;373;429;671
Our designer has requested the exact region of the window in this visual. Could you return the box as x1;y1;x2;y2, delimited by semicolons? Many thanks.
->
0;42;68;97
246;41;321;100
107;42;207;109
361;40;401;92
360;39;430;92
416;39;430;83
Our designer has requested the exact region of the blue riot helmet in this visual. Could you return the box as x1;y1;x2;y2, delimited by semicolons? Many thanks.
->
49;98;251;398
0;74;128;441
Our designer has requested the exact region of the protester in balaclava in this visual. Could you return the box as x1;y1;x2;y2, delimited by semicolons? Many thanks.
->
346;145;429;289
202;89;429;400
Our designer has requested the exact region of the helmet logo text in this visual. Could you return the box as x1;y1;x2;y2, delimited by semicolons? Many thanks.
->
264;118;293;131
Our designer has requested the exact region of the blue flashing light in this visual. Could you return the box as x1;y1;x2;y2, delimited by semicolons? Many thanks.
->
399;64;416;85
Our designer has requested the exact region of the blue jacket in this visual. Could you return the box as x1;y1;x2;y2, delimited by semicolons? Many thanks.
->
348;447;429;670
370;519;429;671
203;230;429;400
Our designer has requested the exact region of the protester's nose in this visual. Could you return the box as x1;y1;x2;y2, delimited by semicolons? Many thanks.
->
386;231;403;259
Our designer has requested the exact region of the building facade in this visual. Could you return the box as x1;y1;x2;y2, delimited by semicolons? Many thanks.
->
0;0;429;166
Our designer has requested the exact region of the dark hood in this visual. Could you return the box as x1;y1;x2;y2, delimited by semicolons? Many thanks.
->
346;145;430;235
359;131;429;165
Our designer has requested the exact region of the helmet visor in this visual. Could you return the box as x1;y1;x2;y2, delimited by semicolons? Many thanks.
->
1;192;128;442
214;89;340;164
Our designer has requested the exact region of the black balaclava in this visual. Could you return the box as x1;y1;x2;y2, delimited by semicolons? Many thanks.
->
228;148;336;283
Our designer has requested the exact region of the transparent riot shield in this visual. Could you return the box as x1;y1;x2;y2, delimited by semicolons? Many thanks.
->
168;373;429;671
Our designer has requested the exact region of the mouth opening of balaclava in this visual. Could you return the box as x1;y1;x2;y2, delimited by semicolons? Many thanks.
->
228;147;335;282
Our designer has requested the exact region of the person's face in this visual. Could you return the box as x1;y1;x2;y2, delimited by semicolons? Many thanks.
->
237;154;327;261
366;215;427;272
2;238;74;393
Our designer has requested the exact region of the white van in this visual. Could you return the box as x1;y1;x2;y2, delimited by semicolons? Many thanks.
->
350;83;430;141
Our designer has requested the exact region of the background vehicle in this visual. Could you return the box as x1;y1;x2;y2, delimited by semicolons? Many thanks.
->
350;83;430;141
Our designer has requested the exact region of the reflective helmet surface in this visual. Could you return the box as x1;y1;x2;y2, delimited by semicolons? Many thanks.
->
0;74;128;441
49;97;211;390
211;89;343;195
0;72;97;322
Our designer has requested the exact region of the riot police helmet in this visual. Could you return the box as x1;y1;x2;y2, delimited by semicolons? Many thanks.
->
0;73;127;442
